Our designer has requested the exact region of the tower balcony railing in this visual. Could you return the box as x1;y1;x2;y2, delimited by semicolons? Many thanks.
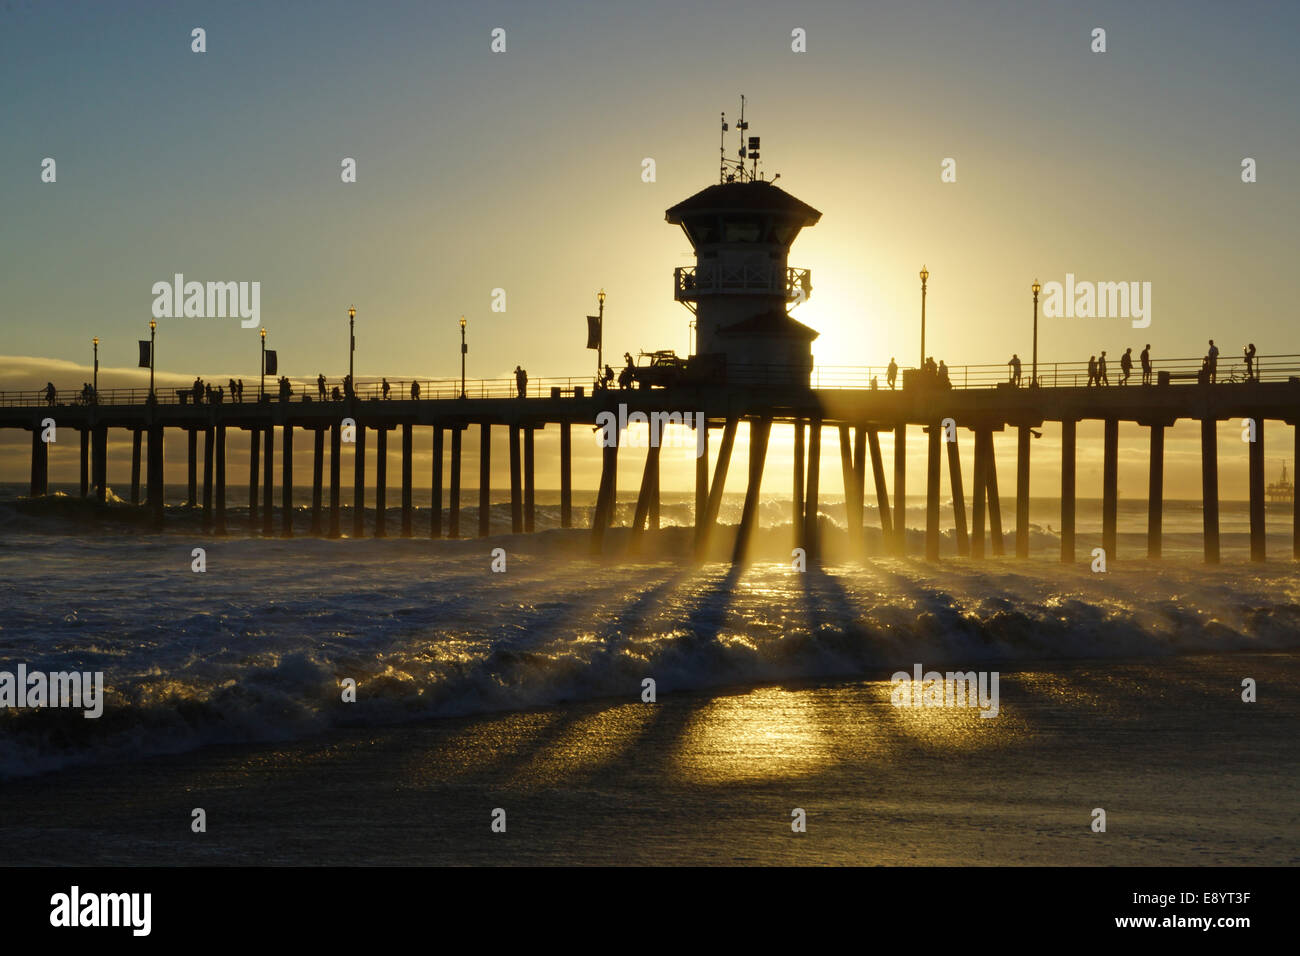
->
674;265;811;303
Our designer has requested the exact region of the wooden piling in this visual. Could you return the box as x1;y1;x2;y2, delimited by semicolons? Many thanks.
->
839;425;864;553
430;426;443;538
262;425;274;535
853;426;867;542
971;429;987;560
591;427;620;555
893;424;906;555
698;417;738;560
1147;423;1164;559
248;428;259;526
375;426;388;538
202;425;213;532
186;428;197;506
524;426;536;533
867;429;892;542
1248;415;1265;561
401;423;413;537
732;417;772;563
130;429;142;505
985;430;1005;556
147;425;164;525
353;422;366;538
478;422;491;537
509;423;522;534
792;419;804;547
1102;419;1118;560
30;427;48;496
328;422;341;538
1201;417;1220;563
281;424;293;537
946;431;969;556
560;421;572;529
1015;425;1031;559
631;441;663;543
1060;419;1076;563
215;425;227;535
80;428;89;498
449;426;462;538
1295;424;1300;560
311;428;324;535
92;426;107;504
925;422;941;561
804;418;822;561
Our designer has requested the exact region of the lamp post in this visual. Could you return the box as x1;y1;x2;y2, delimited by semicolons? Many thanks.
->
1031;279;1042;387
459;315;467;399
260;327;267;400
148;320;156;401
92;336;99;401
918;266;929;371
348;305;356;390
597;288;606;385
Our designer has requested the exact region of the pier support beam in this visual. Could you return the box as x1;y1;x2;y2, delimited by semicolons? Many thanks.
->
509;424;522;534
262;425;274;535
401;423;413;537
30;428;48;497
1102;419;1118;561
1147;423;1165;559
893;424;906;555
1295;425;1300;560
1015;425;1031;559
449;426;462;538
985;431;1004;556
804;419;822;562
431;426;443;538
853;427;867;546
560;421;572;529
1061;419;1076;563
1201;417;1220;564
92;426;107;504
375;426;388;538
1249;415;1265;561
631;441;663;548
202;426;213;532
130;430;142;505
311;428;324;535
524;426;536;533
839;425;865;554
591;427;621;555
698;417;738;560
215;425;227;535
147;425;164;526
248;428;259;527
186;429;197;507
353;423;366;538
479;423;491;537
925;422;941;561
733;418;772;563
328;422;341;538
696;421;711;549
792;419;805;545
281;424;293;537
80;428;89;498
971;429;987;559
867;428;892;544
947;430;969;556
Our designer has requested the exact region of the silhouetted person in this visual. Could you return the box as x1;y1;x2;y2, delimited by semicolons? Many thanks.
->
1120;347;1133;385
1140;344;1152;384
603;364;614;389
1245;343;1257;381
1009;353;1022;386
1087;355;1097;387
332;385;341;401
938;360;950;388
870;375;878;390
1207;339;1219;383
382;378;391;400
44;382;56;406
887;357;897;389
1098;351;1110;385
215;386;223;404
317;374;327;400
205;383;214;404
279;376;291;400
343;374;354;399
237;379;245;402
618;354;635;389
925;356;937;378
193;377;204;404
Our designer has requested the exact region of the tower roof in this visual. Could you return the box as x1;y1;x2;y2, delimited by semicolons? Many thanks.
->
716;309;819;341
665;181;822;226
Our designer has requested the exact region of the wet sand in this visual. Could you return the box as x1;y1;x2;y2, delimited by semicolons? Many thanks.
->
3;652;1295;866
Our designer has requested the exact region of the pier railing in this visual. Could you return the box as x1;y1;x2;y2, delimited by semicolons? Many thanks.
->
6;355;1298;408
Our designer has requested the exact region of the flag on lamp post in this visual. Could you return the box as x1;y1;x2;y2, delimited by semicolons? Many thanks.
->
586;315;601;350
264;350;278;376
137;341;151;368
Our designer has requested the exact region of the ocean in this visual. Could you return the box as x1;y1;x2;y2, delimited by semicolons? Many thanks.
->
1;485;1297;864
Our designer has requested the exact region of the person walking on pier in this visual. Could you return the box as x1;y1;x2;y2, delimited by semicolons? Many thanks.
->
193;377;204;405
514;365;528;398
1086;356;1097;386
1244;343;1257;381
1207;339;1219;383
43;382;56;406
1120;347;1133;385
382;378;392;400
410;380;420;400
1008;353;1022;387
317;374;327;401
938;359;951;388
1098;351;1110;385
237;379;245;402
602;364;615;390
343;374;354;399
1140;344;1152;384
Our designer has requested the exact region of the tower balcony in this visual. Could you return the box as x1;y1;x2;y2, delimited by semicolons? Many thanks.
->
674;264;811;304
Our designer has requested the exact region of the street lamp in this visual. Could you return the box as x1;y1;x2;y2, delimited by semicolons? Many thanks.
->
459;315;467;399
260;327;267;400
92;336;99;401
348;305;356;392
596;288;606;385
148;320;156;401
1031;279;1042;387
918;266;929;371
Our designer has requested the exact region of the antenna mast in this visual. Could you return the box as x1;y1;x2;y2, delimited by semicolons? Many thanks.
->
718;95;762;183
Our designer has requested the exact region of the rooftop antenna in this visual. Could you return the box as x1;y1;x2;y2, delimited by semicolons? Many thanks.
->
719;111;728;184
719;95;762;183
